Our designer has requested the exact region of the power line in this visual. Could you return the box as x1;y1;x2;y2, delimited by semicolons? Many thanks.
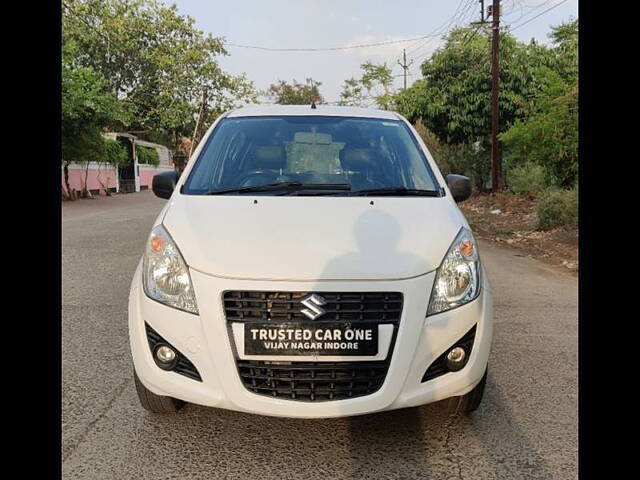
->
376;0;475;91
405;0;468;56
407;0;476;60
509;0;570;31
223;34;446;52
64;1;445;58
408;0;479;68
330;0;473;76
503;0;552;24
500;0;527;21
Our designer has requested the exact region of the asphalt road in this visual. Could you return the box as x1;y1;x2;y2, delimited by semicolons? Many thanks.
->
62;191;577;479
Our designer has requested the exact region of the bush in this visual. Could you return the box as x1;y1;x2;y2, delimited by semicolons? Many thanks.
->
500;82;578;188
136;146;160;167
413;120;489;190
104;138;128;167
508;163;549;197
537;188;578;230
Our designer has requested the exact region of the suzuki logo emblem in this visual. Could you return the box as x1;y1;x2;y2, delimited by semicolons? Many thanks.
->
300;294;327;320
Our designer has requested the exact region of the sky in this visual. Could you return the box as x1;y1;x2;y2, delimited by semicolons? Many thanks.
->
169;0;578;103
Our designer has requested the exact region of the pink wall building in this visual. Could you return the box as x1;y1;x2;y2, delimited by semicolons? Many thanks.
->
62;133;175;196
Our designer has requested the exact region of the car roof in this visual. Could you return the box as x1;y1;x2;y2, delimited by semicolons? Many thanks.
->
226;104;403;120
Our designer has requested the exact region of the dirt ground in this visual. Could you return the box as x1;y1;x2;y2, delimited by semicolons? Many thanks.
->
459;192;578;275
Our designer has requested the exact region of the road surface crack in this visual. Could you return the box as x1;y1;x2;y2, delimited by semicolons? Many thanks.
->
443;416;464;480
62;377;131;463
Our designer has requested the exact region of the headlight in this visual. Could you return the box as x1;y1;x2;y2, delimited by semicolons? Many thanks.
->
143;224;199;315
427;227;480;316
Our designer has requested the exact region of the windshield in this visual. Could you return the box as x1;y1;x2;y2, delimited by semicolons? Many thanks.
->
182;115;441;195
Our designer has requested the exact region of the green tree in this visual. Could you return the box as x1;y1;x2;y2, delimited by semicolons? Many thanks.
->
338;77;367;107
500;20;578;188
339;62;394;109
547;19;578;84
396;27;556;144
394;26;561;189
501;82;578;188
265;78;323;105
62;0;257;149
136;145;160;166
62;40;125;199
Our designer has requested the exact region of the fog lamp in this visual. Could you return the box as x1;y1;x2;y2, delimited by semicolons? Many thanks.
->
155;345;177;367
446;346;467;371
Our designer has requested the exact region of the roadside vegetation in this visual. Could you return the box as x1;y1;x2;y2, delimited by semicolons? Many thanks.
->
345;21;578;234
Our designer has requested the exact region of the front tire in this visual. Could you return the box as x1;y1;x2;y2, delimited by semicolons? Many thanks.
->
448;367;487;415
133;369;186;413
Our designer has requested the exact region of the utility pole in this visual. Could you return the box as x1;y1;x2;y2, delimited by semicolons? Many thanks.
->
397;49;413;91
189;86;208;159
489;0;503;191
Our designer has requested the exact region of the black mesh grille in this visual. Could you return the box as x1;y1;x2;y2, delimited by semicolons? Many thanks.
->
237;360;389;401
223;291;403;323
224;291;403;402
422;325;477;382
145;323;202;382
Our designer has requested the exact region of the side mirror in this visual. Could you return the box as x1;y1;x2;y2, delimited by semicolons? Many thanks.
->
446;174;472;203
152;171;180;199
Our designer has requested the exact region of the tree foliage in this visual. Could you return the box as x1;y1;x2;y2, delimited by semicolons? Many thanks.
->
339;62;394;109
395;27;558;144
500;20;578;188
265;78;323;105
62;0;257;149
62;43;124;164
136;145;160;166
103;138;128;167
394;21;578;190
501;83;577;187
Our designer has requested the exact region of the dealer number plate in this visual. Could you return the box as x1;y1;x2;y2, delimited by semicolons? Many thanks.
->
244;322;379;356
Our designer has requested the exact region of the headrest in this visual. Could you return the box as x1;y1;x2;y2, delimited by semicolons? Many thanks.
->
293;132;332;145
253;146;286;169
339;148;377;171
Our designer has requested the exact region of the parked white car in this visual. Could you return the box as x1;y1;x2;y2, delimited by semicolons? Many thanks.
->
129;105;493;418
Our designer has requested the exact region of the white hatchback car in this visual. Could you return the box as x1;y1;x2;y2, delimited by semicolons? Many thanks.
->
129;105;492;418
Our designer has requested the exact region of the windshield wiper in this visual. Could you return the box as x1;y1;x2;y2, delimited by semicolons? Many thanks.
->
348;187;441;197
204;182;351;195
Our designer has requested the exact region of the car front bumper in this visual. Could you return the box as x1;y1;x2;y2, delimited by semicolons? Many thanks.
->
129;261;493;418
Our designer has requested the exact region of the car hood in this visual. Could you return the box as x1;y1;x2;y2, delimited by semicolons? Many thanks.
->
162;195;465;281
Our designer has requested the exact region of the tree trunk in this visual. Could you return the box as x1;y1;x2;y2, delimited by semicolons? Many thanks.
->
81;162;92;199
63;162;77;201
96;163;111;196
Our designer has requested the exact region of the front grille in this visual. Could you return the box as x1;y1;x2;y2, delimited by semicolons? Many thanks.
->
223;291;403;402
145;323;202;382
223;291;403;323
422;325;477;382
237;360;389;401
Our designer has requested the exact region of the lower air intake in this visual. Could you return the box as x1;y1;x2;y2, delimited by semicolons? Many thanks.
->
237;360;389;401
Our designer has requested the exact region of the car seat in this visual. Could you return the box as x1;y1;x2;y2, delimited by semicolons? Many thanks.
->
339;147;388;191
240;145;287;186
